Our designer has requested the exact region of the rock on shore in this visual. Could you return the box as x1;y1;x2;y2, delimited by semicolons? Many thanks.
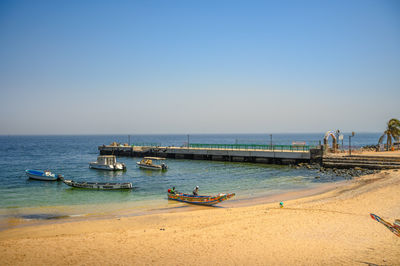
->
294;163;379;179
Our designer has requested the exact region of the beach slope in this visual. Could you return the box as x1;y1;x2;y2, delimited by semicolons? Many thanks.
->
1;171;399;265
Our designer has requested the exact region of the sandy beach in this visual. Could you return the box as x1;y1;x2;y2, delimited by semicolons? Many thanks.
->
2;0;399;264
1;170;399;265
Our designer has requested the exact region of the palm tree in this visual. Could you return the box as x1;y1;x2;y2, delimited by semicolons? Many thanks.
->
378;118;400;151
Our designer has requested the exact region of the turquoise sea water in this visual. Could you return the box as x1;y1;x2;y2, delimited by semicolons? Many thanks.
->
0;133;380;217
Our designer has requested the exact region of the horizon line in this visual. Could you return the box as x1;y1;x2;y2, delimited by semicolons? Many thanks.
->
0;132;382;136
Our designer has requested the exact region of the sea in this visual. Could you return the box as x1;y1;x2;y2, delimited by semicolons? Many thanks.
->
0;133;381;224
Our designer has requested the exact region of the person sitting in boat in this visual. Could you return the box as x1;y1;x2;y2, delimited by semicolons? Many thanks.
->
168;187;177;195
193;186;199;196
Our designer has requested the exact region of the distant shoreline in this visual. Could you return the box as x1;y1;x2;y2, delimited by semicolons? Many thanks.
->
0;132;382;137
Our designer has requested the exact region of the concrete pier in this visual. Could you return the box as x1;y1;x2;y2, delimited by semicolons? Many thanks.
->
98;145;321;165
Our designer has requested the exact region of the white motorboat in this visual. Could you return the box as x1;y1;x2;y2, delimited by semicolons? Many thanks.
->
137;157;168;170
89;155;126;171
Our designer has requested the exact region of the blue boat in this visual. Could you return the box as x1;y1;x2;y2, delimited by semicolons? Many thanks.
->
25;170;63;181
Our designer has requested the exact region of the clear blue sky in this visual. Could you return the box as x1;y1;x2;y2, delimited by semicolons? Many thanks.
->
0;0;399;134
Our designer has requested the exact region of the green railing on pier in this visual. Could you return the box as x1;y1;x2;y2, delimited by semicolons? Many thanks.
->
189;143;315;151
130;143;316;151
131;142;161;147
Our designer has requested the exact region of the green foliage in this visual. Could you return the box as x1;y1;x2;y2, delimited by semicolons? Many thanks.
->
378;118;400;150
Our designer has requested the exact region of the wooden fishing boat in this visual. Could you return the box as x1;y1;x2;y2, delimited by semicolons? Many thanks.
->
137;157;168;170
89;155;126;171
167;191;235;205
62;179;133;190
370;213;400;237
25;169;63;181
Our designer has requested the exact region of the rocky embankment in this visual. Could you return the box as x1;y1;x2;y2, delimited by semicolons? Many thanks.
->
294;162;383;179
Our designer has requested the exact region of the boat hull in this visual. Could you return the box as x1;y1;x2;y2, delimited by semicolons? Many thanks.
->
63;179;132;190
89;163;126;171
25;170;59;181
137;162;166;170
168;192;235;205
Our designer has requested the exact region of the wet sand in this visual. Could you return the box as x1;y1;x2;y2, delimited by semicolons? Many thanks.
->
0;170;399;265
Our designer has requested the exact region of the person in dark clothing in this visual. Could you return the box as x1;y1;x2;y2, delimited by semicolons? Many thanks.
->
193;186;199;196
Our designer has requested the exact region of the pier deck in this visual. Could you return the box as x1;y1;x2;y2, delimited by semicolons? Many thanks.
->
98;145;318;165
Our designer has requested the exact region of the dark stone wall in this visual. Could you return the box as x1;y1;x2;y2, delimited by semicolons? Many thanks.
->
309;147;323;164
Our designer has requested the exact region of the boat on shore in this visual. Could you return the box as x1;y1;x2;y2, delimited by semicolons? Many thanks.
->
25;170;63;181
137;157;168;170
370;213;400;237
62;179;133;190
89;155;126;171
167;191;235;205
